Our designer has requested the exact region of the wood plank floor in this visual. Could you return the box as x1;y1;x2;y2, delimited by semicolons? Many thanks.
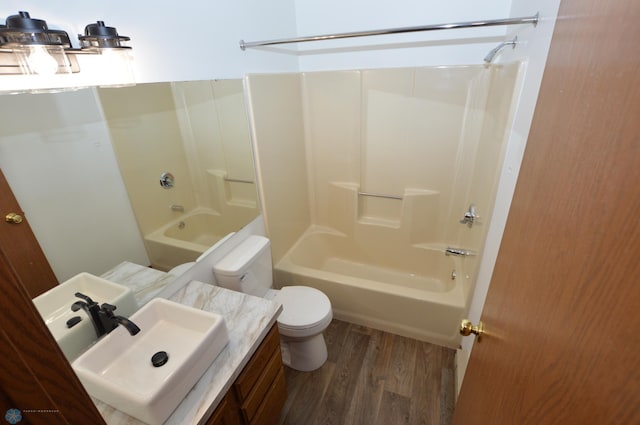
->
278;320;456;425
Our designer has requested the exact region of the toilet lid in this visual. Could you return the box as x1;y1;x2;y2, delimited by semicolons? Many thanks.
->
275;286;332;330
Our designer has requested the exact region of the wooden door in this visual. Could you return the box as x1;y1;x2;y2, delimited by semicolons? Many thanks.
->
453;0;640;424
0;245;106;424
0;168;57;297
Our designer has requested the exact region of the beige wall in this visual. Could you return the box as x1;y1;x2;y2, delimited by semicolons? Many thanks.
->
246;74;312;263
172;80;258;218
303;67;492;245
456;63;523;286
99;83;197;236
249;64;521;277
100;81;259;248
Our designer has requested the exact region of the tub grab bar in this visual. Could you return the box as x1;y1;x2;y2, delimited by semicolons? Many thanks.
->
358;191;403;200
445;247;477;257
224;177;255;184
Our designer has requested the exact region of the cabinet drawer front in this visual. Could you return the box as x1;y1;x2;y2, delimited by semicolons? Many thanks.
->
240;348;283;423
206;392;243;425
206;396;229;425
235;325;280;400
249;368;287;425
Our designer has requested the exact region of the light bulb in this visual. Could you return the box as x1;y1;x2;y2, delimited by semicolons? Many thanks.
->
26;46;59;75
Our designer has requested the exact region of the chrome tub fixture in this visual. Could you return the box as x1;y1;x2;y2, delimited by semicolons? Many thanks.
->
483;36;518;64
159;172;175;189
460;204;480;228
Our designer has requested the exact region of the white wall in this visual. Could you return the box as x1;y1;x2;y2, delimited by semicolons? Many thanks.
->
455;0;562;395
293;0;515;71
0;89;149;281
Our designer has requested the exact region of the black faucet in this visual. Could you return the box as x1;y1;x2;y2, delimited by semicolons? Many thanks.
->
72;292;140;338
72;292;106;337
99;303;141;336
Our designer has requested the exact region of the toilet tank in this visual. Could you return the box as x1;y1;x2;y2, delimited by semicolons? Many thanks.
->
212;235;273;297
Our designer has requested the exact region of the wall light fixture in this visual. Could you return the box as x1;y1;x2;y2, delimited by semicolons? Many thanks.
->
0;11;131;76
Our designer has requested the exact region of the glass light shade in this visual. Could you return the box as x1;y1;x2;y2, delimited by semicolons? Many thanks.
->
13;45;73;75
75;48;135;87
0;12;133;91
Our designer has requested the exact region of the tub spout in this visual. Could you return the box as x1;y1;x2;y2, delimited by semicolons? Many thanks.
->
170;204;184;212
445;247;476;257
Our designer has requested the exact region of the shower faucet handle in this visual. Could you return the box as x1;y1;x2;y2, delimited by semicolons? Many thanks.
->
460;204;480;228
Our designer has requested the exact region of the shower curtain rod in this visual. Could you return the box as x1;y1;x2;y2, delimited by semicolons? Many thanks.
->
239;13;539;50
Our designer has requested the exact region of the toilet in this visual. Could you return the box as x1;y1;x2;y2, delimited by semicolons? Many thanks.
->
213;235;332;372
168;232;237;277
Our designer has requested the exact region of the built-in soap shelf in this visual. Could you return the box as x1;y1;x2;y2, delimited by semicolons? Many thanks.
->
328;182;440;239
207;169;258;208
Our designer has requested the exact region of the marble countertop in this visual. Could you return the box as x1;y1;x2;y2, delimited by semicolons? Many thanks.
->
97;262;282;425
101;262;175;307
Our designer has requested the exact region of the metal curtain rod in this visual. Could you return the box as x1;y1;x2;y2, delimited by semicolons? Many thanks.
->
240;13;539;50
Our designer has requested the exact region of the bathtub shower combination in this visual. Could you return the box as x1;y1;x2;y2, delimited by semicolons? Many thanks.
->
143;170;259;271
249;63;522;347
144;209;234;271
276;228;467;346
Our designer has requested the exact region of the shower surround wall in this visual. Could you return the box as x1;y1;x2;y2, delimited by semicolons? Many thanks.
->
248;63;520;346
100;81;258;271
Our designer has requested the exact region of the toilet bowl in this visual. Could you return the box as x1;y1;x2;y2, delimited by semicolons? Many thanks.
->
167;261;196;277
213;235;332;371
167;232;238;277
273;286;332;371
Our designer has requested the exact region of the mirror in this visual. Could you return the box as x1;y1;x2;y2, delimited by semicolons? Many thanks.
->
0;79;259;282
98;81;259;271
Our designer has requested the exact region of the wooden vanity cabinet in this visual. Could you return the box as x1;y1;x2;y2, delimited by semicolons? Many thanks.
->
206;392;243;425
206;325;287;425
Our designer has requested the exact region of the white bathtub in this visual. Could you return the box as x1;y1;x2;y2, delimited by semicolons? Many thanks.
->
275;228;468;347
144;209;235;271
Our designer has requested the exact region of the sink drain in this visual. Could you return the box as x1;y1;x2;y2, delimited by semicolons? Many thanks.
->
151;351;169;367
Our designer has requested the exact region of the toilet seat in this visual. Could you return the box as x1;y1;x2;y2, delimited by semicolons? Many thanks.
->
275;286;332;338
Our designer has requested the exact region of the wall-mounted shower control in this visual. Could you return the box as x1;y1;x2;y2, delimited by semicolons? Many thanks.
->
460;204;480;228
159;172;175;189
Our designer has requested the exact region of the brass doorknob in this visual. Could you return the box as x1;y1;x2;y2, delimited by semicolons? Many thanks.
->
460;319;484;338
5;213;23;224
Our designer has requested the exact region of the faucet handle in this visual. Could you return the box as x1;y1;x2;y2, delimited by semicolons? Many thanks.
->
74;292;96;305
100;303;117;316
71;301;86;312
460;204;480;228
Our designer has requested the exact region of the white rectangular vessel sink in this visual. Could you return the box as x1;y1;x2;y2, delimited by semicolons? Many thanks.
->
32;272;138;361
72;298;229;425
